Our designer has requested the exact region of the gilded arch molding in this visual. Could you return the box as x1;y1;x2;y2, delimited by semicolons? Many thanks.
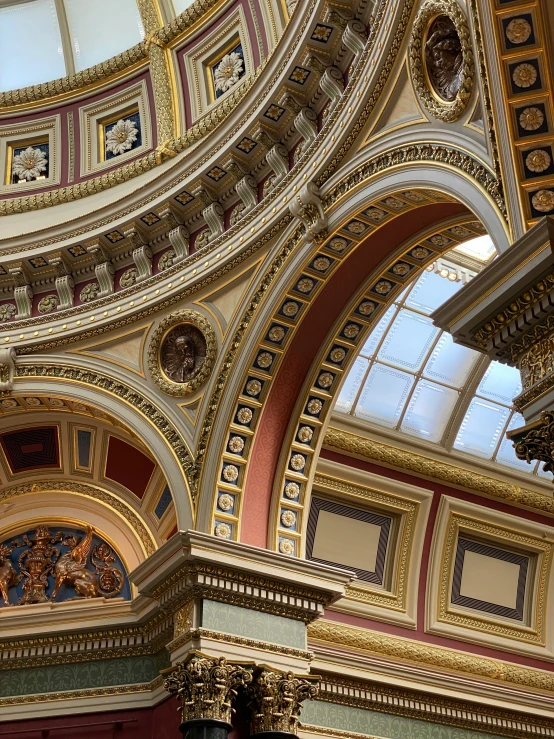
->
11;364;195;525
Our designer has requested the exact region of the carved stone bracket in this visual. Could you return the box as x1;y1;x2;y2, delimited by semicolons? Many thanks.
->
289;182;327;241
8;266;32;319
49;255;75;310
86;241;114;298
507;411;554;473
247;667;320;737
163;652;253;726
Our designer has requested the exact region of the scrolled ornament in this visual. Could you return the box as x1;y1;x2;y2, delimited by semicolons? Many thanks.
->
409;0;474;122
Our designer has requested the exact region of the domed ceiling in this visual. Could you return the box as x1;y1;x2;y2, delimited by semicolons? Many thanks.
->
0;0;198;91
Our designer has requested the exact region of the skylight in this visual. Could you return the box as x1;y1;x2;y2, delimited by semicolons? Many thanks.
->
335;249;547;479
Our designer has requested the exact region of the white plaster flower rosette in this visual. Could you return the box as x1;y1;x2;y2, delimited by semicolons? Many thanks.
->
105;118;139;156
12;146;48;181
213;51;244;93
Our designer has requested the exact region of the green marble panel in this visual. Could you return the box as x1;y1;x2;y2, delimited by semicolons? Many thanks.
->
0;649;170;697
301;701;507;739
202;599;306;649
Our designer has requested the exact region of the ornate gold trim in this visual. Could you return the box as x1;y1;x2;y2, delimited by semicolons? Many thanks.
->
169;627;313;660
0;479;156;556
147;309;217;397
439;512;550;644
0;677;163;708
14;364;196;502
409;0;474;123
323;426;554;516
308;619;554;692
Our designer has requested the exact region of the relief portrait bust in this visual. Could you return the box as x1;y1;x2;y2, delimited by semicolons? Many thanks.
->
148;310;217;396
409;0;474;122
425;15;463;102
160;324;206;384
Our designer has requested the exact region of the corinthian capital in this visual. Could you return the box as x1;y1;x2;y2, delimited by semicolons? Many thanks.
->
247;667;319;736
163;652;253;726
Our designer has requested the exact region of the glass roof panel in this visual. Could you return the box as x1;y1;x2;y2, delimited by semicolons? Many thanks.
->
453;235;496;262
477;362;522;406
335;356;368;413
495;412;532;470
401;380;459;442
405;269;463;314
355;364;414;427
64;0;144;71
0;1;66;91
377;310;439;371
453;398;510;457
359;305;396;358
423;332;478;388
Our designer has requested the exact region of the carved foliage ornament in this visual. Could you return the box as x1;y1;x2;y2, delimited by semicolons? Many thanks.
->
508;411;554;474
163;653;253;725
409;0;474;122
148;310;217;397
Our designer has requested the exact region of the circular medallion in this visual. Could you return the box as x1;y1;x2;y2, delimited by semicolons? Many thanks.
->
409;0;474;122
148;310;216;396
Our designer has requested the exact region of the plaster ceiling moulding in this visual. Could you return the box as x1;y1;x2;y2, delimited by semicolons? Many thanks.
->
409;0;475;123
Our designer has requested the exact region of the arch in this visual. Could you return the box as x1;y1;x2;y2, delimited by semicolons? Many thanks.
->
10;363;194;531
196;150;509;540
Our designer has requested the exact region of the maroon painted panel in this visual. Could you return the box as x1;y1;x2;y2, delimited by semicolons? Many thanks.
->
0;426;59;473
105;436;155;499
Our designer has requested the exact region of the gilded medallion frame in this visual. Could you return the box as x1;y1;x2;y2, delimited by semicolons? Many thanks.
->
409;0;474;123
148;309;217;397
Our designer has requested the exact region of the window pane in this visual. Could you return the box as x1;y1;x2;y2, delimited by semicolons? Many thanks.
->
454;398;510;457
355;363;414;427
64;0;144;71
0;1;65;91
359;305;395;358
453;235;496;262
537;462;553;480
405;270;463;314
335;356;368;413
495;413;533;471
377;310;439;372
477;362;522;405
424;333;478;388
401;380;459;442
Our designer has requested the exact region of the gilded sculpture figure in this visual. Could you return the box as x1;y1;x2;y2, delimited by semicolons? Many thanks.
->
0;543;21;606
425;16;464;102
51;526;124;600
161;328;202;384
0;525;125;606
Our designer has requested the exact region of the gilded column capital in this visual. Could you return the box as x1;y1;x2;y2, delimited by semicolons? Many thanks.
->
247;667;319;737
163;652;254;727
507;411;554;473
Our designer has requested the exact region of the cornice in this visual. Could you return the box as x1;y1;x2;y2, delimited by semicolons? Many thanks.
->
308;619;554;693
323;424;554;516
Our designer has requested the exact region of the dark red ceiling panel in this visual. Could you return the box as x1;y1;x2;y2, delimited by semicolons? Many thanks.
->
0;426;60;473
105;436;155;499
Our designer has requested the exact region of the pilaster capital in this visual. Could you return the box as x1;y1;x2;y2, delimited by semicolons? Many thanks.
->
163;651;253;725
247;667;319;736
